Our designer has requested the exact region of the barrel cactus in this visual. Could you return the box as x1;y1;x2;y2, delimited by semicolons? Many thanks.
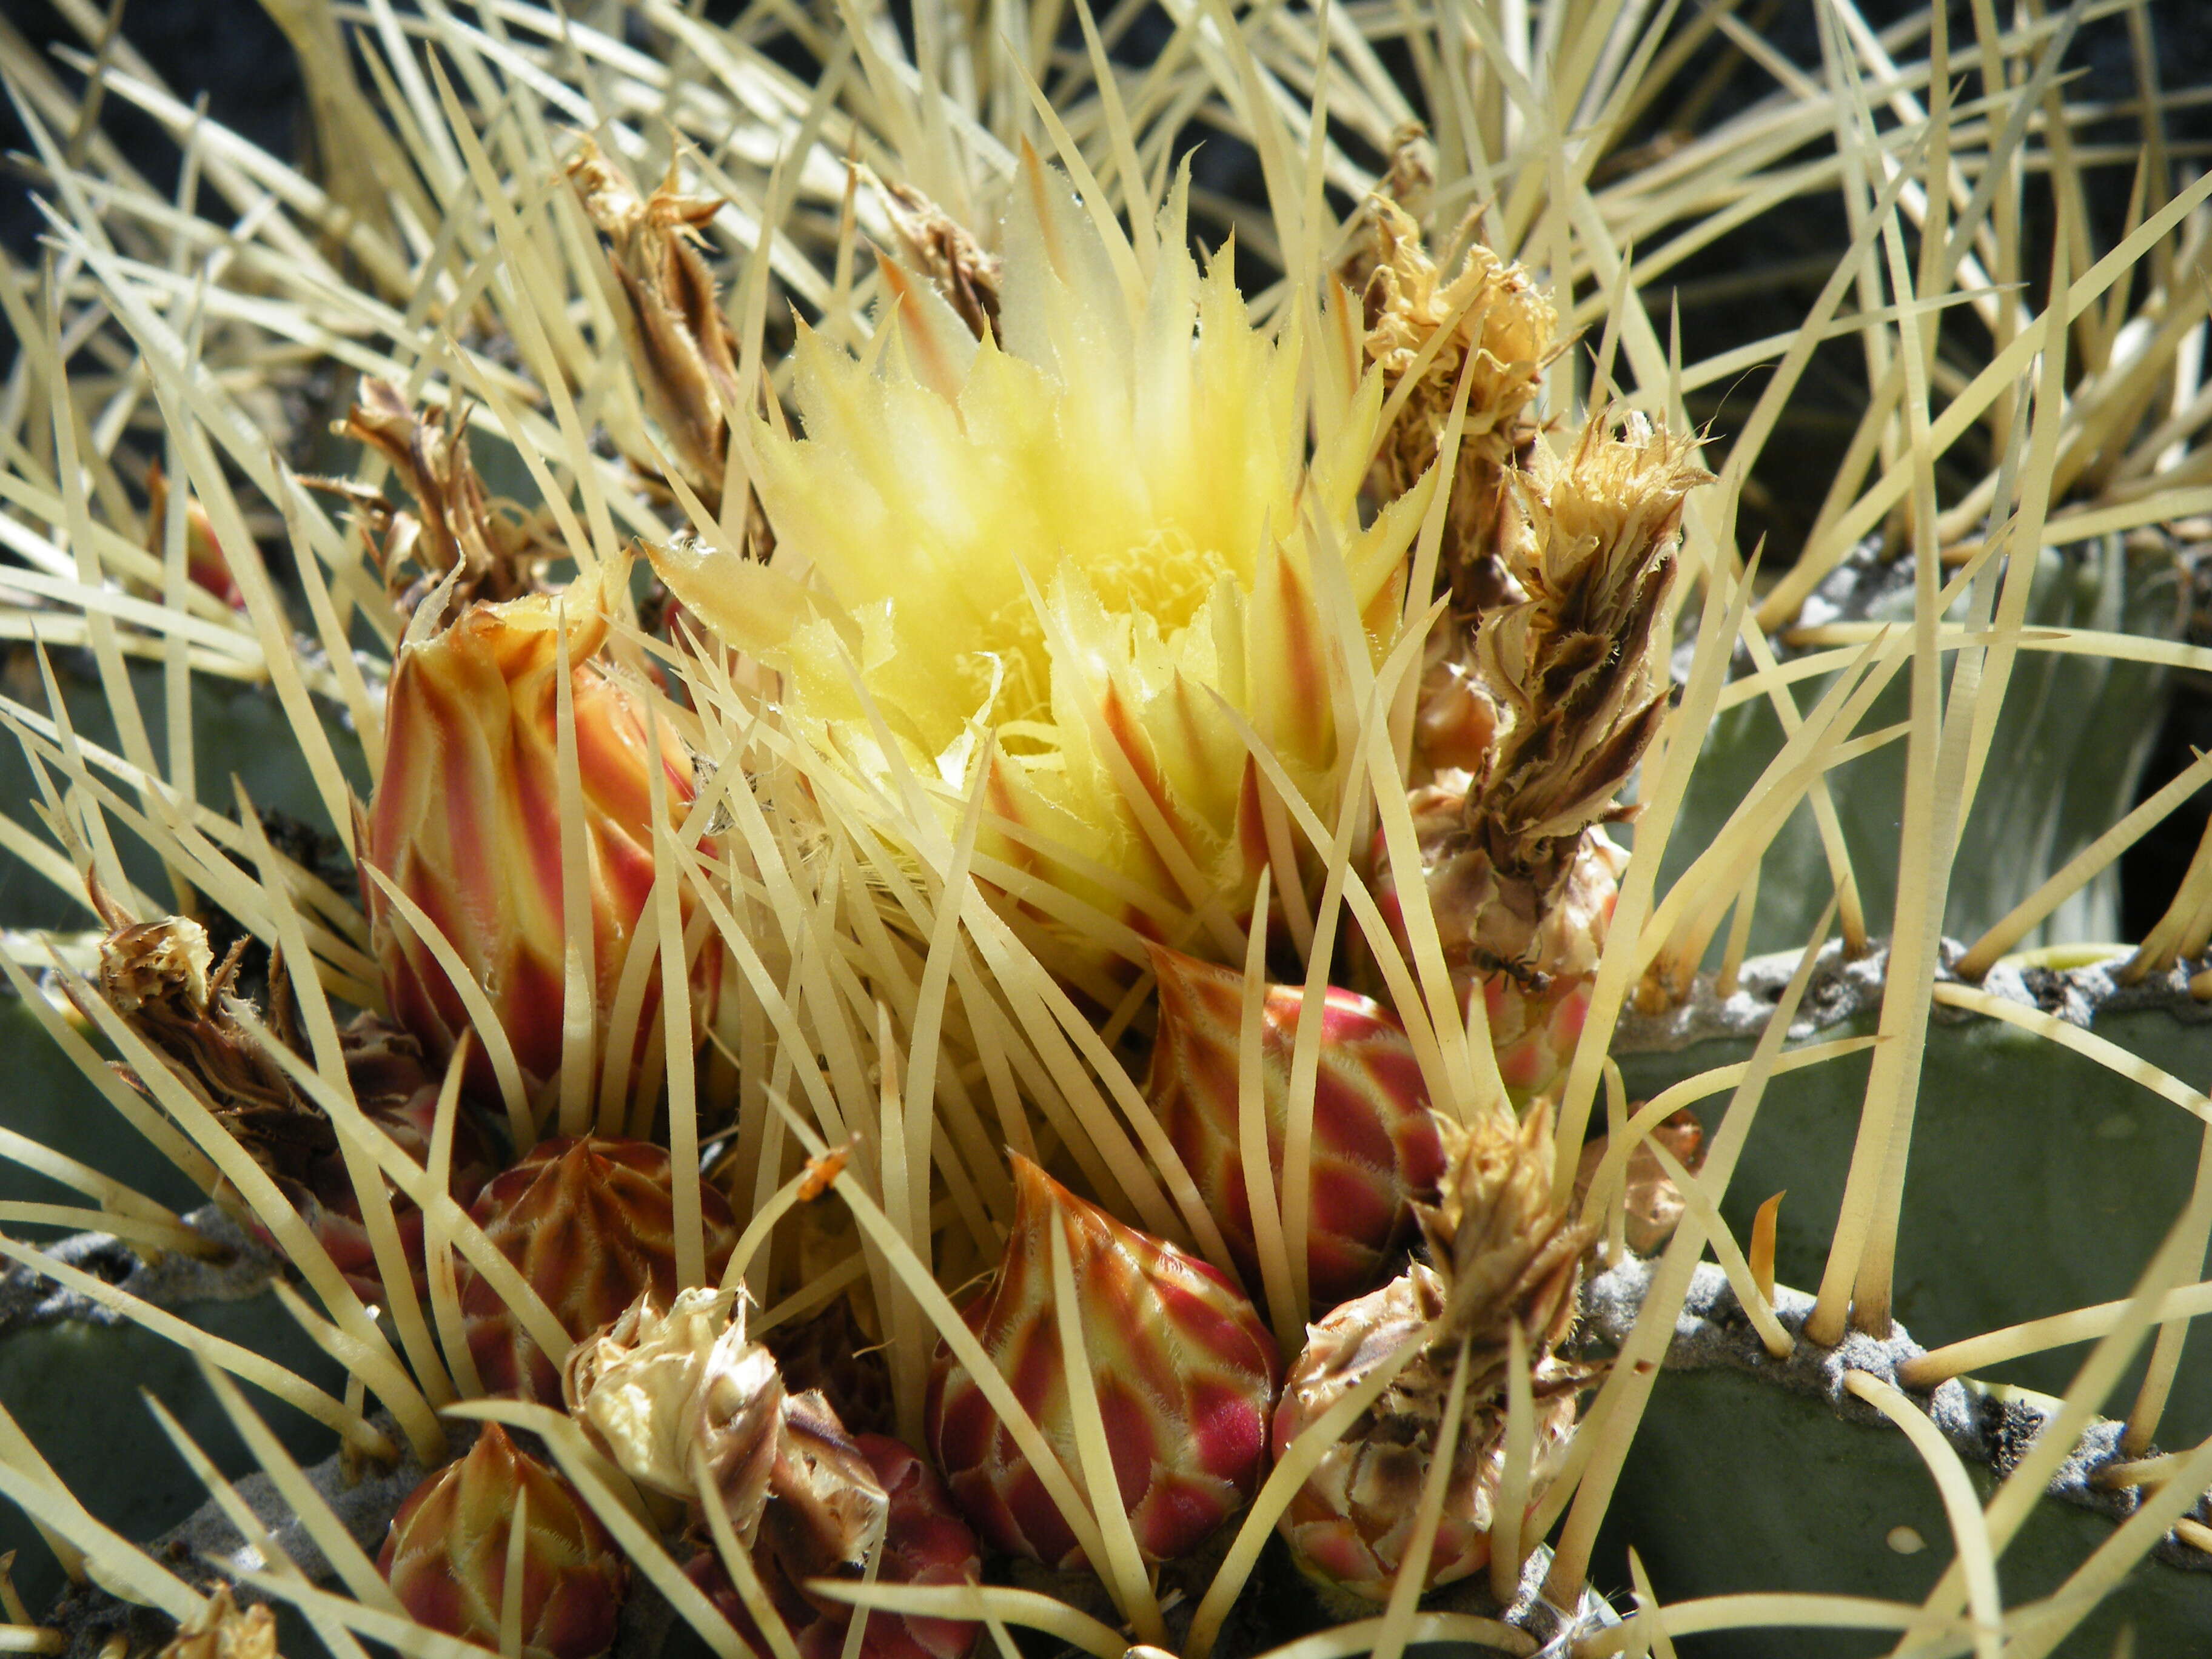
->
0;4;2209;1659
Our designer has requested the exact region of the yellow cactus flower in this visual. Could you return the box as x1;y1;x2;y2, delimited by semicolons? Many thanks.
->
652;164;1435;981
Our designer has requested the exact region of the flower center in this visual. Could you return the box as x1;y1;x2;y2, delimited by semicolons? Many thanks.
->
947;528;1234;754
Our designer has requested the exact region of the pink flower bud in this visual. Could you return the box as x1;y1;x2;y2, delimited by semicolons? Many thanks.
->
364;572;716;1102
1145;943;1444;1310
145;461;244;609
925;1158;1278;1568
460;1136;738;1403
379;1424;628;1659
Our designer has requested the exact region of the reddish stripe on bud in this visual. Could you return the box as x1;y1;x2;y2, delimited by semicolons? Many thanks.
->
144;461;245;609
364;575;715;1104
380;1424;628;1659
460;1136;737;1403
1146;944;1444;1310
924;1157;1277;1569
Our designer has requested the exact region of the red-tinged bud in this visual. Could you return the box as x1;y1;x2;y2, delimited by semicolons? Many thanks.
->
685;1538;815;1657
1477;969;1592;1104
687;1432;980;1659
379;1424;628;1659
363;568;717;1104
460;1137;739;1403
1144;944;1444;1311
924;1157;1278;1569
145;461;244;609
852;1435;982;1659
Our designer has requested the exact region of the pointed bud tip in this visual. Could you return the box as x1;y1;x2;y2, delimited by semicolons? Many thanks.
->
381;1423;628;1659
463;1136;739;1404
928;1156;1277;1567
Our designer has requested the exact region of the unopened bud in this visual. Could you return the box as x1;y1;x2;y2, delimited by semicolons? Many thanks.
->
380;1424;628;1659
364;569;716;1103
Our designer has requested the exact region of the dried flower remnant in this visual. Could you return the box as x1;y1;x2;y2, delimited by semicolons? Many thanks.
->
158;1587;278;1659
331;378;554;618
80;888;491;1301
652;161;1431;981
143;461;244;609
563;1285;785;1531
460;1136;739;1403
1336;130;1436;305
1358;199;1555;616
561;1282;903;1600
759;1388;892;1587
1145;943;1446;1310
379;1424;629;1659
95;903;220;1017
362;565;716;1104
1573;1109;1704;1256
865;170;1004;341
1386;412;1708;1099
689;1432;982;1659
925;1155;1279;1567
84;897;326;1162
1272;1104;1592;1601
569;140;745;510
